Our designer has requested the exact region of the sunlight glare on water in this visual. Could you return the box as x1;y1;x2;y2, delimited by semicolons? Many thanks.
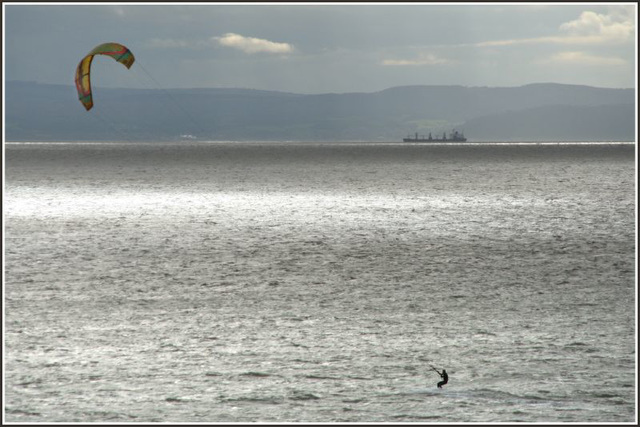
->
4;142;636;423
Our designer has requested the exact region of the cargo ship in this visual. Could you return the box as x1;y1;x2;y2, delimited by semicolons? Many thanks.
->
403;130;466;142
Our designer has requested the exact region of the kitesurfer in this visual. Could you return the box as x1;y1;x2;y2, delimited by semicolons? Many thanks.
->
431;366;448;388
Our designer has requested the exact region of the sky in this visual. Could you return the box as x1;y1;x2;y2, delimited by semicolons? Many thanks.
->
3;2;637;94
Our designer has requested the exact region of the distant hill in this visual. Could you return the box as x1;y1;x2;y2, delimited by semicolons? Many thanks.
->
4;81;635;142
464;103;635;142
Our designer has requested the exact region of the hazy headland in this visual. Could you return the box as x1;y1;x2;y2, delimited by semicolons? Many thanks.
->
5;81;635;142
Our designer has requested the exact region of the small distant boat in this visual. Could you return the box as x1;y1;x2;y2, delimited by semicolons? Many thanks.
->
403;130;467;142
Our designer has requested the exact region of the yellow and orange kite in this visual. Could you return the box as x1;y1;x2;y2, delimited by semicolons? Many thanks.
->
75;42;135;111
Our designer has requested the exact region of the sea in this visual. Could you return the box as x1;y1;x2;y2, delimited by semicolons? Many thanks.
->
3;141;637;423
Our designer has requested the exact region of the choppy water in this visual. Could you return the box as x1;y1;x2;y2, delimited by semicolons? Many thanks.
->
4;141;637;423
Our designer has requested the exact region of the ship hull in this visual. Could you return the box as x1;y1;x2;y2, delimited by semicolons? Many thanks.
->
403;138;467;142
403;130;466;142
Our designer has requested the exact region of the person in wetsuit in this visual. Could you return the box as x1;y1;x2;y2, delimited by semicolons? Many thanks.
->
434;368;448;388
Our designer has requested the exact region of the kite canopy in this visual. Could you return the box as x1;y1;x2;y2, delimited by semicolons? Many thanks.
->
74;42;135;111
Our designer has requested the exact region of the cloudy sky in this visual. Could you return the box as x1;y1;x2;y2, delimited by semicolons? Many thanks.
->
3;2;637;94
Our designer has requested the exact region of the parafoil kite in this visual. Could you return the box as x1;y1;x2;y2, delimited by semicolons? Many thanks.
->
75;42;135;111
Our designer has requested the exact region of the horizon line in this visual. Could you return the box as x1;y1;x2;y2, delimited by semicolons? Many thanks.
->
5;79;637;95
